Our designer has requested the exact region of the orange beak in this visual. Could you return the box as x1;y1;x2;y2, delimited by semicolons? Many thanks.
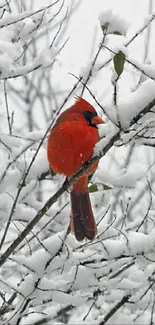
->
92;116;104;125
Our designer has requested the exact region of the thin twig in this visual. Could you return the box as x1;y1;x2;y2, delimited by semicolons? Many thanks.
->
0;0;60;29
4;80;11;134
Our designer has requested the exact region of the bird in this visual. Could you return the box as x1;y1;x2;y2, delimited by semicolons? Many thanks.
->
47;97;104;241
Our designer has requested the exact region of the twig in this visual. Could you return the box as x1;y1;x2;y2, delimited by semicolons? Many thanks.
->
0;0;60;29
112;75;121;128
98;14;155;72
102;44;155;82
136;179;152;231
99;294;131;325
4;80;12;134
69;72;116;125
50;6;68;48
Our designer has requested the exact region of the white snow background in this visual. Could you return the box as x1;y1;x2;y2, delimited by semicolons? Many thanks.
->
0;0;155;324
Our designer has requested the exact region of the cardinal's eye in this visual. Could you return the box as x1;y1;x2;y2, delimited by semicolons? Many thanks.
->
83;111;97;127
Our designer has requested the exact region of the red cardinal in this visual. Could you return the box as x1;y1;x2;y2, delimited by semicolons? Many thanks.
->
47;98;104;241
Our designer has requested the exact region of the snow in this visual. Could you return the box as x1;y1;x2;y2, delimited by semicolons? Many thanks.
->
98;9;129;36
94;164;146;188
0;134;22;147
118;79;155;128
52;291;87;306
22;130;46;141
1;0;155;324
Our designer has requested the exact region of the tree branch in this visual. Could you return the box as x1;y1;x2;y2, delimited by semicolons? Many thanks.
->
99;294;131;325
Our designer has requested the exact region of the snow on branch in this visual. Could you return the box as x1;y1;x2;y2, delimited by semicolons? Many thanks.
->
0;0;67;79
1;2;155;325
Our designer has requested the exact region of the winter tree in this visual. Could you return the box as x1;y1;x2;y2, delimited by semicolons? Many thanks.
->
0;0;155;324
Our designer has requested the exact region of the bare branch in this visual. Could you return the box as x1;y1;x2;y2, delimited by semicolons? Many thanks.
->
99;294;131;325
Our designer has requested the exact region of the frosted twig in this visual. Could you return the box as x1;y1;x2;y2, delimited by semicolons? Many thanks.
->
99;294;131;325
102;44;155;82
98;14;155;71
0;0;60;29
69;72;116;125
4;80;11;134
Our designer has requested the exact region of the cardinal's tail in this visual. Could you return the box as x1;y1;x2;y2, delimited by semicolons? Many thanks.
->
70;189;97;241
